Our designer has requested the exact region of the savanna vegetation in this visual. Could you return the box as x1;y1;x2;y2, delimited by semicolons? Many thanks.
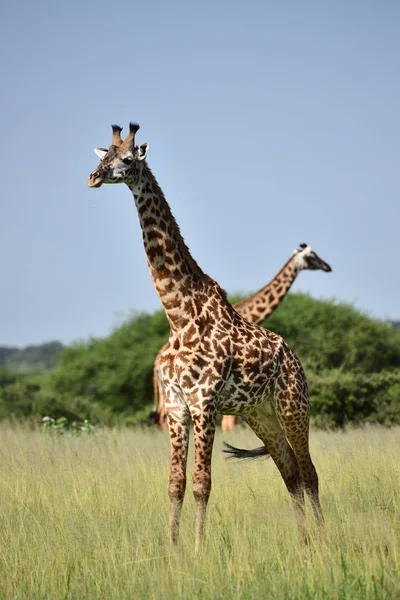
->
0;423;398;599
0;292;399;428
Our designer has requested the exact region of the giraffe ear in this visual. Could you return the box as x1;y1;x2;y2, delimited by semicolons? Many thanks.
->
137;142;150;161
94;147;108;159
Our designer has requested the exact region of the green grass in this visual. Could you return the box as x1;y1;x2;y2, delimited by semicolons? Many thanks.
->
0;424;399;599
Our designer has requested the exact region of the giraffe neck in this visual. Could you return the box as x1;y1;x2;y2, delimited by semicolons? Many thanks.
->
128;163;212;331
233;255;300;325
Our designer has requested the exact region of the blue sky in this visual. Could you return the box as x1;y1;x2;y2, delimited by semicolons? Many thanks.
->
1;1;399;346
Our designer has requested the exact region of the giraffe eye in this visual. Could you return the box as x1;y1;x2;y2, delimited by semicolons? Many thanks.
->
122;157;133;165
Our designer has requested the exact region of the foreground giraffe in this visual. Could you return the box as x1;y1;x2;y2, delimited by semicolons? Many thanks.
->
88;123;324;553
150;244;332;431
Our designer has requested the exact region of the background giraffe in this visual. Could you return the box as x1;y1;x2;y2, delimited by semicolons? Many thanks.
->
88;123;324;553
150;244;332;431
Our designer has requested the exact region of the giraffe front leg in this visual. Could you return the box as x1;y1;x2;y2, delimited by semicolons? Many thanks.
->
166;403;190;545
190;406;217;555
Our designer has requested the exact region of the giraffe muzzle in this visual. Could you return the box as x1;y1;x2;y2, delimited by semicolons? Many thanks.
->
88;170;103;188
317;258;332;272
308;254;332;272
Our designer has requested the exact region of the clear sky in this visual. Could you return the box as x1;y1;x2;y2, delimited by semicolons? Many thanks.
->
1;1;399;346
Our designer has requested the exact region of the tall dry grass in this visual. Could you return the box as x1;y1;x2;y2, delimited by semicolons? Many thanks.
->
0;423;398;599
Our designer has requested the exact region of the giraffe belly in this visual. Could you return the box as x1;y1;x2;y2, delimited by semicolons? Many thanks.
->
216;374;274;416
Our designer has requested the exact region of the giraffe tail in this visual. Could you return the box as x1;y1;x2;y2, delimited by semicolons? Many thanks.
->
223;442;270;461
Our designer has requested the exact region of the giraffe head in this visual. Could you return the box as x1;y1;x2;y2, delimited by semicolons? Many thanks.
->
87;123;149;188
293;243;332;272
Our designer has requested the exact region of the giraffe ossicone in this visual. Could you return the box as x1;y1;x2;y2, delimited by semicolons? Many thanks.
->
88;122;325;553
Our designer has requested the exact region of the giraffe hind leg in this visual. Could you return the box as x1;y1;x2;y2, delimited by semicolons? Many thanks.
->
273;349;324;528
281;421;324;525
275;394;324;527
245;408;308;542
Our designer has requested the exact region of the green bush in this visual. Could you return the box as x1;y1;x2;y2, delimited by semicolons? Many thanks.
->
0;369;19;390
49;311;168;417
309;369;400;428
0;367;114;423
0;367;32;389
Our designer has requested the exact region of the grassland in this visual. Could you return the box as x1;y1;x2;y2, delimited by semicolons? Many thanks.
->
0;424;398;599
